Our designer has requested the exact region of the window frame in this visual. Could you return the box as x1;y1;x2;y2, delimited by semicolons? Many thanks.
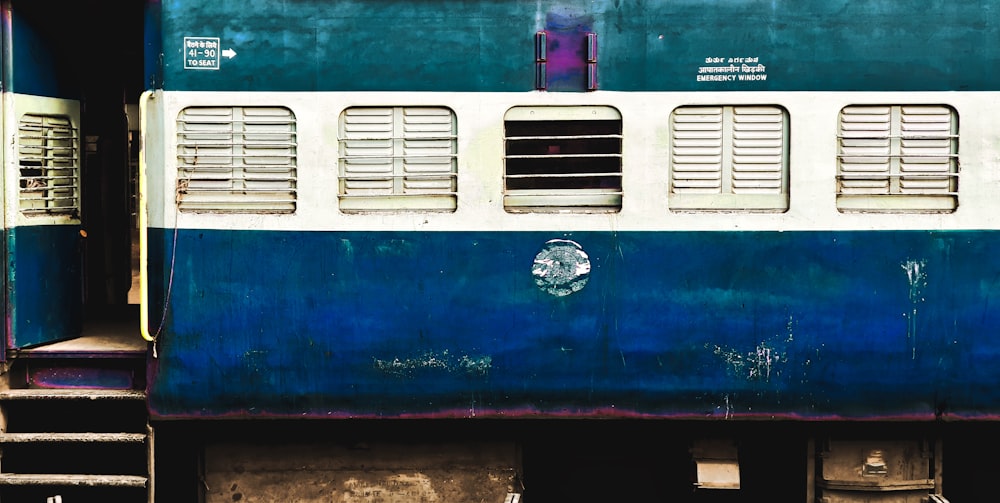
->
337;106;458;213
17;114;81;216
175;106;298;214
503;106;623;213
668;105;789;212
836;104;958;213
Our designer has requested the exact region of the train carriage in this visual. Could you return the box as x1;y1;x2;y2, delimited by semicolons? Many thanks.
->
137;0;1000;501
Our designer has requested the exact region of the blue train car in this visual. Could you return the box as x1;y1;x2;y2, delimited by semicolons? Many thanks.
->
139;0;1000;500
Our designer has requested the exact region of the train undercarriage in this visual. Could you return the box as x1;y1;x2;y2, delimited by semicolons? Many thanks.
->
154;419;1000;502
0;332;994;503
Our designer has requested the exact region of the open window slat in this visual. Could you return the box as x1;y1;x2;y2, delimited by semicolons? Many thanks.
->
503;106;622;212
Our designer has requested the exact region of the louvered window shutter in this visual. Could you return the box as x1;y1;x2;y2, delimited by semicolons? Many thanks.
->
670;106;788;211
837;105;957;212
339;107;457;212
18;114;80;216
176;106;297;213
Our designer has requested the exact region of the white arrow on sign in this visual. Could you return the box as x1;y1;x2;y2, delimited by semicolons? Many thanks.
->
222;48;238;59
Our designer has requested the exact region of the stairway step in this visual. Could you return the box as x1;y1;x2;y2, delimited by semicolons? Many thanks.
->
0;433;146;443
0;389;145;401
0;473;147;487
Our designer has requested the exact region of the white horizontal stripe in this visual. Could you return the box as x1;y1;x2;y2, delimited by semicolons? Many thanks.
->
142;90;1000;232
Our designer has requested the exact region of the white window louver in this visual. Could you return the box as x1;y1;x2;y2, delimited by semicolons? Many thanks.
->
838;105;957;212
338;107;457;212
176;106;297;213
18;114;80;216
669;106;788;211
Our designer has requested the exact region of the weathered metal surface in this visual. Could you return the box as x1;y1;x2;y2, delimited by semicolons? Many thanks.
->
25;366;136;390
149;0;1000;92
18;321;147;358
147;230;1000;419
142;0;1000;424
0;432;146;443
0;474;147;488
818;440;935;503
0;389;145;400
5;227;84;350
820;440;933;489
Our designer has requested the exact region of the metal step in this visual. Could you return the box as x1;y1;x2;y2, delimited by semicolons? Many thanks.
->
0;325;151;499
0;473;147;488
0;387;150;495
0;389;145;401
0;432;146;443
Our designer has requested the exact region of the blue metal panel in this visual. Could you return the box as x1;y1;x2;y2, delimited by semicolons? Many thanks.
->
7;225;83;349
144;0;162;90
150;0;1000;92
145;228;994;419
1;1;9;96
7;1;84;99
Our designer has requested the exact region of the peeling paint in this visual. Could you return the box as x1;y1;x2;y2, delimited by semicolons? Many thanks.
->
243;350;268;373
373;350;492;378
712;393;734;419
339;239;354;261
150;228;1000;420
532;239;591;296
901;259;927;359
709;322;793;383
374;239;414;256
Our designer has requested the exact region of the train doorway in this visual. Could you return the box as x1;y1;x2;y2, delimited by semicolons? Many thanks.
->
7;0;146;326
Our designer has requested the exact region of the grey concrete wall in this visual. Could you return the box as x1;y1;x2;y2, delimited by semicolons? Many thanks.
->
204;441;520;502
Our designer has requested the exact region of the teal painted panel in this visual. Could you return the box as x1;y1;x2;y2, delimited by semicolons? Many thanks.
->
7;0;87;98
146;228;999;419
151;0;1000;92
6;225;83;349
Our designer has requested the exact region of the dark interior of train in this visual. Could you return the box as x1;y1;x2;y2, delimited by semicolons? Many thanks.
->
3;4;149;501
15;0;146;319
77;2;145;317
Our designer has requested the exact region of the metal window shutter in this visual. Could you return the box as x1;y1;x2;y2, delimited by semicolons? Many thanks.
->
838;106;892;194
339;107;457;211
18;114;81;215
401;107;457;194
899;105;954;194
341;107;395;195
176;106;297;213
671;107;723;194
671;106;785;196
732;107;783;194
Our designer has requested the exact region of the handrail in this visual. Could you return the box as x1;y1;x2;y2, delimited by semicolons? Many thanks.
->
139;91;153;342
